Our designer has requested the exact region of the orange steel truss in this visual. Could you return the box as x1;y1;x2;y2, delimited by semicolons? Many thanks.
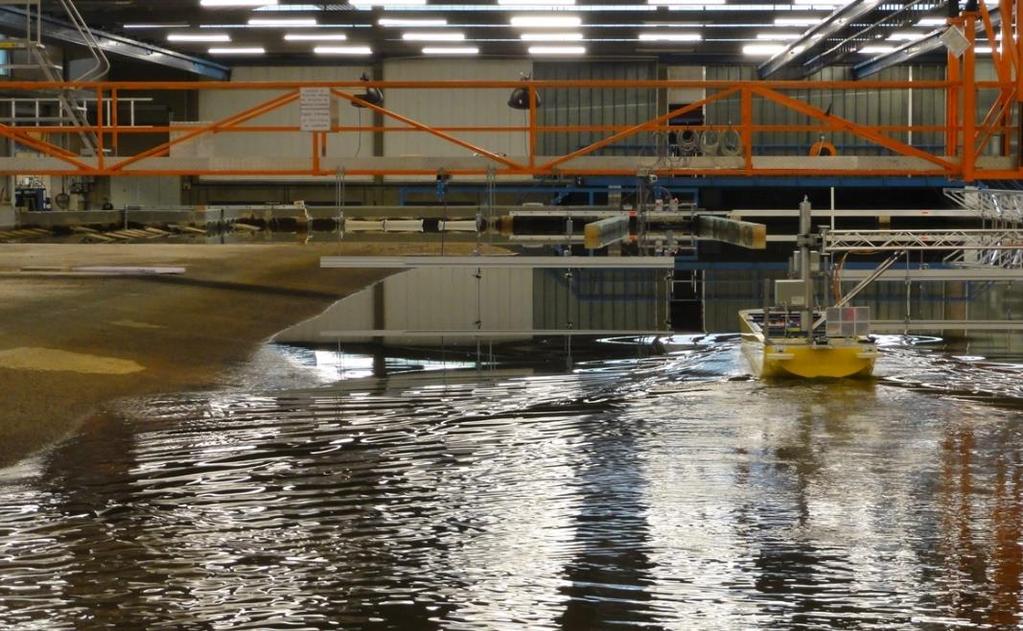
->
2;12;1021;183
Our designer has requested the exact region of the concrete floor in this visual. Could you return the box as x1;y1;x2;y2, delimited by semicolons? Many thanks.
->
0;241;489;467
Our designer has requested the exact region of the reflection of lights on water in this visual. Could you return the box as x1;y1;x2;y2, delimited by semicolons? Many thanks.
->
873;334;944;347
313;350;375;380
271;345;479;382
600;334;739;347
951;355;986;362
311;350;476;381
598;335;658;346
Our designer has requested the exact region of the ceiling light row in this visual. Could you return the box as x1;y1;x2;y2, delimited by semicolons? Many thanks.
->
200;1;845;11
168;30;702;44
206;45;587;56
200;0;276;6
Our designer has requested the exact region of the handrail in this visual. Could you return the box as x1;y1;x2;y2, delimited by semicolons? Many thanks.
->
54;0;108;82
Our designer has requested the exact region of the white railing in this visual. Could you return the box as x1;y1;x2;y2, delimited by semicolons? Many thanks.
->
0;96;153;127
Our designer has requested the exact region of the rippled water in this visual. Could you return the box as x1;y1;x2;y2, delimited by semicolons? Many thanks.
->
2;336;1022;629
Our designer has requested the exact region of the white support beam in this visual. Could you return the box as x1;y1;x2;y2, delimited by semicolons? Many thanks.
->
320;256;675;269
729;209;973;219
318;329;669;338
872;320;1023;331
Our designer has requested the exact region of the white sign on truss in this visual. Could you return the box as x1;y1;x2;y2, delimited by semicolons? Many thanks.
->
299;87;335;132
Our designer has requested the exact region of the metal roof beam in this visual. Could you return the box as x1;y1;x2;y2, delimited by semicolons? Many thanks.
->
758;0;890;79
0;7;229;80
852;34;945;78
853;9;999;78
801;0;942;76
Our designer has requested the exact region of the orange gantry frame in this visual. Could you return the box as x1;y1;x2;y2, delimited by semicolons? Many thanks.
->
1;16;1021;182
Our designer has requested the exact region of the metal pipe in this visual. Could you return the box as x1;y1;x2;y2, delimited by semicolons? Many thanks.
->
799;195;813;337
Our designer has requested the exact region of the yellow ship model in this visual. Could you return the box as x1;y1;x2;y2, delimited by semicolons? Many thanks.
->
739;197;878;379
739;307;877;378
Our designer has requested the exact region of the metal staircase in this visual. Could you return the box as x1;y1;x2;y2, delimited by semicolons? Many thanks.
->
0;0;108;155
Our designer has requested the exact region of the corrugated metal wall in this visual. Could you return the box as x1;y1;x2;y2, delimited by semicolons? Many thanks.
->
383;59;532;159
534;62;658;157
705;65;922;155
705;61;1000;157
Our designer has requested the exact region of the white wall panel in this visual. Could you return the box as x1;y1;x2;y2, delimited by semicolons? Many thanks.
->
198;66;373;160
666;66;705;107
382;59;532;160
110;176;181;207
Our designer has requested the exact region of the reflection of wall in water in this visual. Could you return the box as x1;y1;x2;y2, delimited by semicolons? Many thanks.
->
533;269;668;332
702;269;786;333
701;269;1023;333
276;267;669;346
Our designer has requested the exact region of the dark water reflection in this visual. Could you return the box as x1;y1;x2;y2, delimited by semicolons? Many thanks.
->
2;337;1023;629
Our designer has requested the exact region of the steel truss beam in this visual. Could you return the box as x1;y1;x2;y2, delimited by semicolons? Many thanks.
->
944;187;1023;222
823;229;1023;251
0;76;1015;180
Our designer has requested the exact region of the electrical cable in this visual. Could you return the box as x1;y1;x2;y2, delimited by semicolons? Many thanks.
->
678;128;699;154
699;129;720;156
720;128;742;156
354;109;363;158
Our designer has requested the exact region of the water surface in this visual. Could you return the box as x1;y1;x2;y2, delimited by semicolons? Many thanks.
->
1;336;1021;629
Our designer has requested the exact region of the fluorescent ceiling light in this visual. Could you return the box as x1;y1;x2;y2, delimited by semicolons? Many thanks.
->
168;33;230;42
774;17;820;26
402;32;465;41
528;45;586;55
351;0;427;6
648;0;725;4
791;0;845;5
858;45;894;53
200;0;274;6
499;0;575;4
248;18;317;27
314;45;373;55
887;31;925;41
422;46;480;54
350;3;656;9
638;32;701;41
976;46;993;53
255;3;316;9
743;43;786;55
125;23;189;29
208;47;266;54
284;33;348;41
916;17;947;26
756;32;800;40
511;16;582;28
378;18;448;27
520;32;584;41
